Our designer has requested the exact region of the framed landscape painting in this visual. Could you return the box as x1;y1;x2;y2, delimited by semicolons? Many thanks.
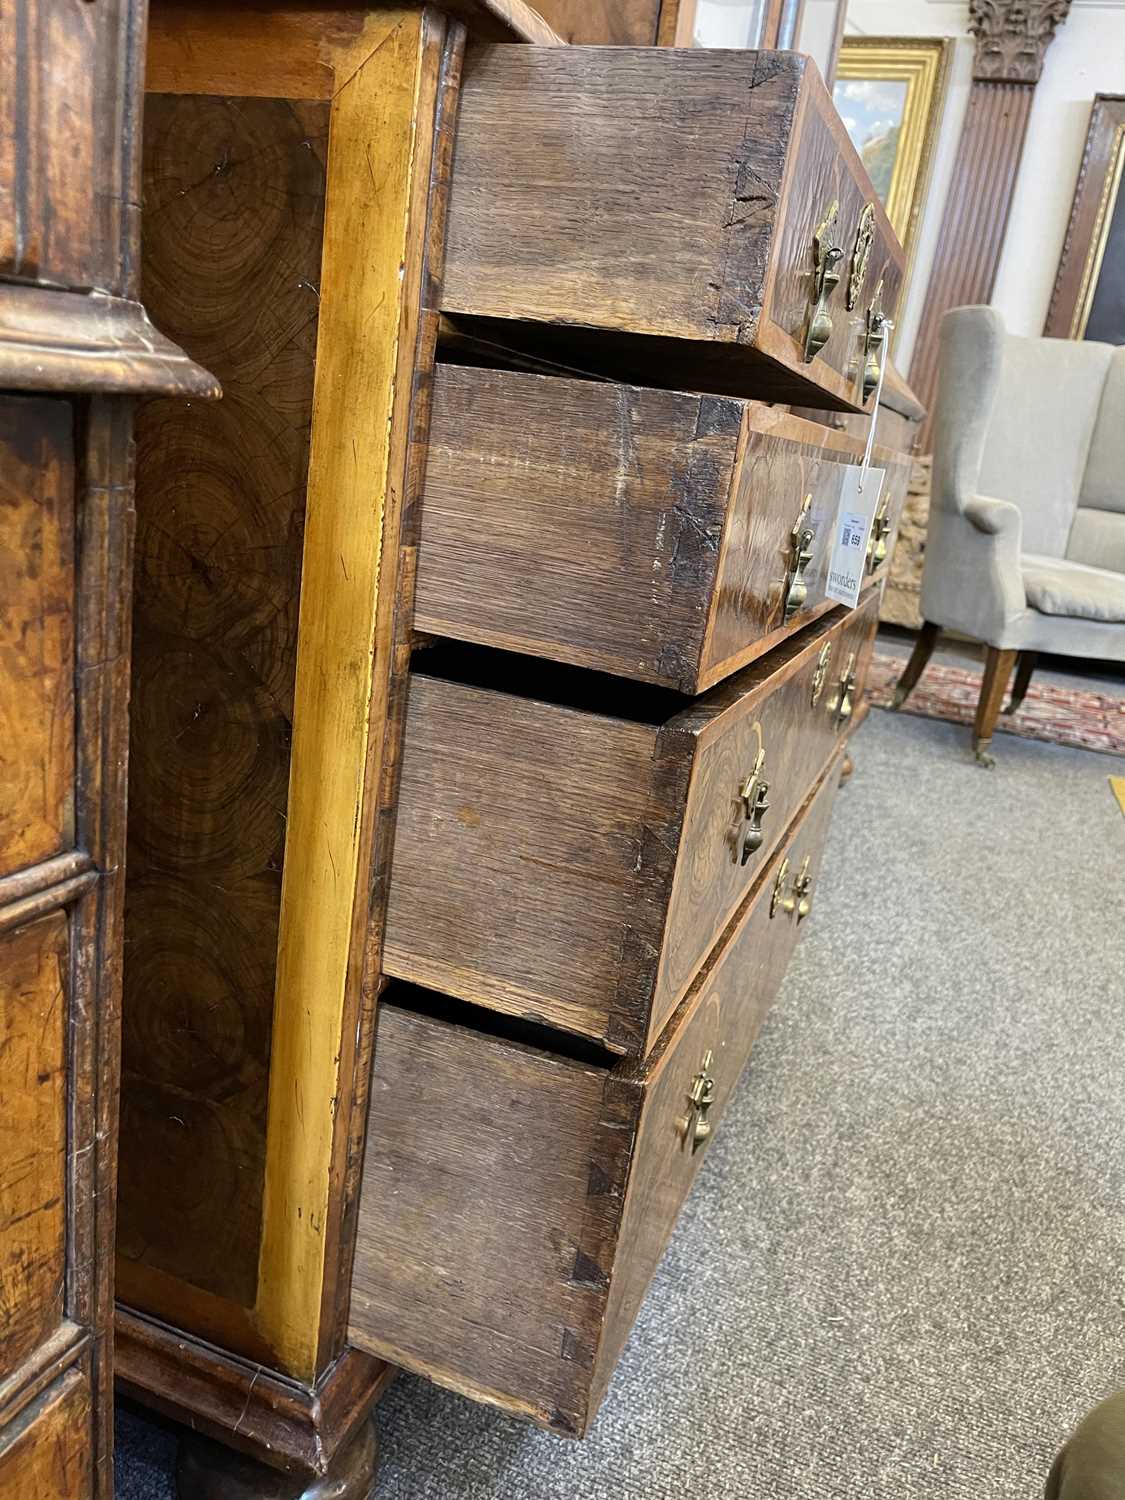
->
1045;95;1125;343
833;37;951;281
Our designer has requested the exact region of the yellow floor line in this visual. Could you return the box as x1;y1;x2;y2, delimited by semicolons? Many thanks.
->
1110;776;1125;817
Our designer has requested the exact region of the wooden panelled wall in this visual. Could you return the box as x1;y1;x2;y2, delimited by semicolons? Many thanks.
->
908;0;1072;446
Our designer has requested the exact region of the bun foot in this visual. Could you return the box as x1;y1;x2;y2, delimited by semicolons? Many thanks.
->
177;1415;377;1500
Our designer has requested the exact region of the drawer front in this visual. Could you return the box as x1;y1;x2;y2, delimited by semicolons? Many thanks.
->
0;1368;91;1499
654;586;878;1043
761;85;904;406
384;671;668;1052
350;750;845;1436
0;398;76;879
443;48;903;412
0;914;69;1384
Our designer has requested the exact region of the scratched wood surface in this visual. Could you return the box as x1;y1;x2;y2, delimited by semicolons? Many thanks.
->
351;748;844;1435
441;47;903;410
119;93;328;1316
0;399;75;879
384;589;879;1055
418;364;900;692
0;916;68;1384
0;1367;91;1500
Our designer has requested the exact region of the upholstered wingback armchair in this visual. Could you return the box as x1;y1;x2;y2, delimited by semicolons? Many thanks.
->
893;305;1125;763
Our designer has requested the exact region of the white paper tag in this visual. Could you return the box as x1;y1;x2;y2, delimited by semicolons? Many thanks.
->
826;466;884;608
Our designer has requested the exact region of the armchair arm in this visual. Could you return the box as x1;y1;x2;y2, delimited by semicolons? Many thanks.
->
921;492;1028;645
964;494;1021;539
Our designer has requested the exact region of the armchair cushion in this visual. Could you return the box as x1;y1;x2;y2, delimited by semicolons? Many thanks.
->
1021;554;1125;623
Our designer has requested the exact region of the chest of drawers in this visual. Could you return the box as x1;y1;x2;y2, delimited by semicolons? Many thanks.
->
112;10;920;1493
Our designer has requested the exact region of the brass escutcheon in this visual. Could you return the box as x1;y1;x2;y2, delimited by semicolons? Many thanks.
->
847;203;875;311
684;1050;716;1153
802;201;843;363
811;640;833;706
784;494;816;623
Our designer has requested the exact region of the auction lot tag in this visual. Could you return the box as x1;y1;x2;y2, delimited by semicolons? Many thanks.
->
826;465;884;608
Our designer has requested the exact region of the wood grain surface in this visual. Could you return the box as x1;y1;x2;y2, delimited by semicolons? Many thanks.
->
0;399;75;879
120;93;329;1318
351;749;845;1435
385;590;879;1054
528;0;662;41
0;1366;91;1500
0;0;141;294
0;916;68;1384
441;47;902;410
417;365;740;689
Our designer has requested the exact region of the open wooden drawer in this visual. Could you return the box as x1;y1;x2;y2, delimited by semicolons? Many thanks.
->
441;47;905;411
349;746;845;1436
385;587;879;1055
418;365;912;692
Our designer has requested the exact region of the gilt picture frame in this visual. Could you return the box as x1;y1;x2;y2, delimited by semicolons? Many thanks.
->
833;37;952;290
1045;95;1125;342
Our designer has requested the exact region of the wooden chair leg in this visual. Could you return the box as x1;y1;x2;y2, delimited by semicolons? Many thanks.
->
1004;650;1037;716
891;620;941;709
973;647;1019;767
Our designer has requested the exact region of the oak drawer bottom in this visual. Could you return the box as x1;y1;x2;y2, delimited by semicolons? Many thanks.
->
349;747;846;1435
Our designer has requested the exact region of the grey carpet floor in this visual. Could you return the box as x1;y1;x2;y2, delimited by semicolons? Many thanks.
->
116;706;1125;1499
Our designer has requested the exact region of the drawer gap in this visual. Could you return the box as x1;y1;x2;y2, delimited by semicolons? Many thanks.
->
412;640;690;725
439;314;866;412
382;981;619;1072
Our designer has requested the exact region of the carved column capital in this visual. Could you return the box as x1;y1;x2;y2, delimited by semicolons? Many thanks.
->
969;0;1072;83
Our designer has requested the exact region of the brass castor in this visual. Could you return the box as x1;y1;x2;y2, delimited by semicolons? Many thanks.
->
177;1415;377;1500
973;739;997;769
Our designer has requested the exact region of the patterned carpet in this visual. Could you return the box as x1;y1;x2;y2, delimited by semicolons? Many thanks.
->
866;652;1125;756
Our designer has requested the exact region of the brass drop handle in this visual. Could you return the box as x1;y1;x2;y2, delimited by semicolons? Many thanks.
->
860;278;887;403
738;751;770;866
810;640;833;707
792;857;813;922
685;1050;716;1153
827;651;857;729
803;201;843;363
867;500;891;574
770;855;814;923
784;494;816;623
